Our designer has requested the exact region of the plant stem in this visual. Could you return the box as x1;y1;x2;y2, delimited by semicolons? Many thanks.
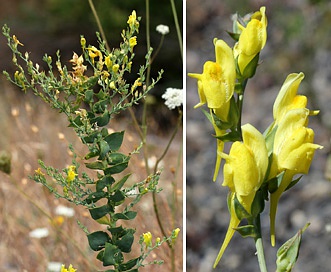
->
254;215;268;272
169;0;183;60
88;0;110;52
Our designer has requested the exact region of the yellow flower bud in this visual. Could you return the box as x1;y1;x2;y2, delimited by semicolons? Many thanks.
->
234;6;267;76
105;55;112;70
143;231;152;248
112;64;120;73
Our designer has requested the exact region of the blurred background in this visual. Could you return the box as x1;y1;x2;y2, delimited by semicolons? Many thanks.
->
187;0;331;271
0;0;182;271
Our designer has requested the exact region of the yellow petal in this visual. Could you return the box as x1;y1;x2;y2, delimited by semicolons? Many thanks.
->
273;73;306;123
242;124;268;184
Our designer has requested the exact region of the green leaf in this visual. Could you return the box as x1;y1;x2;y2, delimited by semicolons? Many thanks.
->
85;149;99;160
93;99;109;114
89;205;112;220
104;131;124;151
113;211;137;221
84;191;107;204
98;140;110;160
104;162;129;175
276;223;310;272
82;130;99;144
115;229;135;253
87;231;110;251
84;89;94;103
108;153;128;165
108;226;126;236
85;161;106;170
103;243;123;266
108;190;125;205
91;111;111;127
118;258;140;271
110;174;131;192
96;175;115;191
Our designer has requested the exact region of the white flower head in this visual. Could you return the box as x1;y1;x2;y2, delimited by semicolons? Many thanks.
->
29;227;49;239
156;24;170;35
47;262;62;272
55;205;75;217
162;88;183;110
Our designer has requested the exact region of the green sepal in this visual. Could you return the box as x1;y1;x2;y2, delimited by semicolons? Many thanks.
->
233;194;250;220
276;223;310;272
268;171;285;194
210;96;239;131
87;231;111;251
235;225;256;238
285;175;302;192
243;53;260;79
103;242;124;266
250;189;265;217
216;130;242;142
226;31;240;41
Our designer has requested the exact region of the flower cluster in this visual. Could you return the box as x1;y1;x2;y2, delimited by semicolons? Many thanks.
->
189;6;322;269
162;87;183;110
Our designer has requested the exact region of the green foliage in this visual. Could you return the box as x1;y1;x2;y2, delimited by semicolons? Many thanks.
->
2;10;173;270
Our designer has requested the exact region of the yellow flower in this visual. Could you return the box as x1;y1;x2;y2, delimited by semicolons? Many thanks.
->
268;108;323;246
66;165;77;183
13;35;23;46
214;124;268;267
234;6;267;76
61;264;76;272
272;72;309;125
105;55;112;70
112;64;120;73
35;168;45;176
129;36;137;49
188;39;236;110
127;10;139;30
143;231;152;248
222;124;268;212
